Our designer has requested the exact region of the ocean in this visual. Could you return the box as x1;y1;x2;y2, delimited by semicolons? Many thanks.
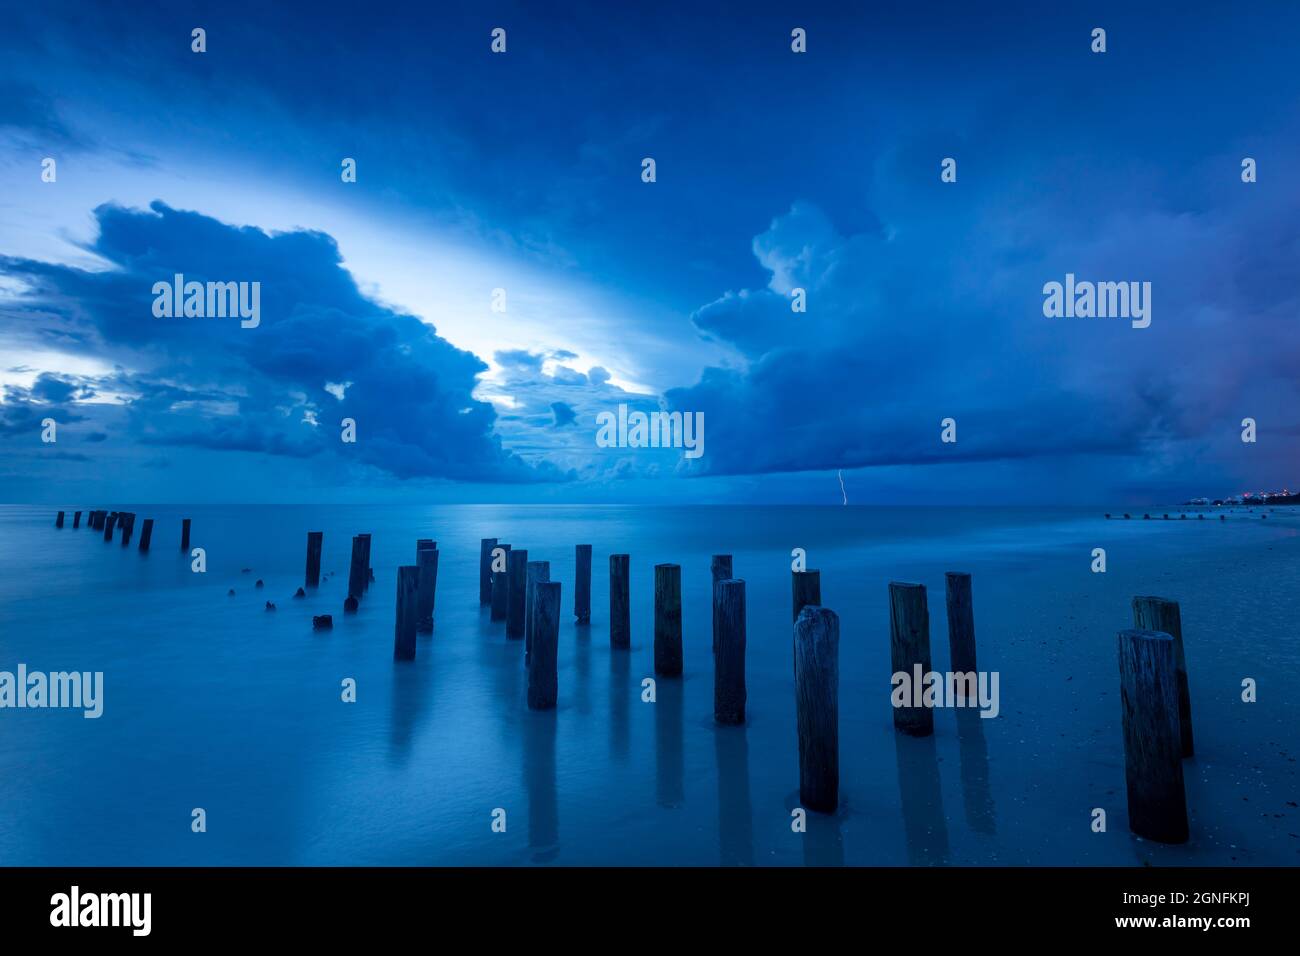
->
0;503;1296;865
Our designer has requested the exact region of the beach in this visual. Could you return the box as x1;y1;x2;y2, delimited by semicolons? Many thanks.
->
0;503;1296;866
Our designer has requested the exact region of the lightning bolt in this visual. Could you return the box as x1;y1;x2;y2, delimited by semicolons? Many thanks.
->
837;469;847;505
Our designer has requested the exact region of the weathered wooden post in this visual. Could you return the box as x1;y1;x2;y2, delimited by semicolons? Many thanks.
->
654;563;683;676
714;579;747;724
479;538;498;605
305;531;323;588
528;581;562;709
56;511;65;528
792;570;820;622
525;560;550;665
104;513;117;542
792;569;821;674
180;517;191;551
1132;596;1193;757
416;544;439;634
1117;628;1189;843
574;544;592;624
393;566;420;661
795;605;839;813
710;554;733;651
416;538;435;554
945;572;977;687
347;535;368;600
609;553;631;649
506;549;529;639
358;533;372;591
73;511;81;529
490;543;511;621
119;512;134;546
138;518;154;551
889;581;933;737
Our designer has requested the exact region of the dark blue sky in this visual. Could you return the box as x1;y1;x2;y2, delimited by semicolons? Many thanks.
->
2;1;1298;503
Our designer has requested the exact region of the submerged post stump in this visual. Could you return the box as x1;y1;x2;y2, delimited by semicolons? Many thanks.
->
795;605;839;813
945;572;978;685
393;566;419;661
889;581;933;737
528;581;561;709
1117;628;1189;843
180;517;191;552
56;511;64;528
1132;596;1194;757
305;531;323;588
609;553;631;648
479;537;498;605
711;554;733;652
525;560;550;665
713;579;747;724
73;510;81;529
574;544;592;624
139;518;154;551
347;535;368;600
416;545;439;634
506;549;529;639
654;563;683;676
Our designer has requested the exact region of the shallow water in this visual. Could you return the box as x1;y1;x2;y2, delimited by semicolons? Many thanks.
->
0;503;1296;865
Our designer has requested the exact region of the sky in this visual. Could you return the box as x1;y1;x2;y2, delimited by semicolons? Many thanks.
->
1;0;1298;504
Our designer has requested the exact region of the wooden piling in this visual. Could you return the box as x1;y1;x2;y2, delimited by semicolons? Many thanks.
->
791;569;821;674
416;538;435;554
393;566;420;661
358;533;372;592
654;563;683;676
416;546;439;634
713;579;747;725
180;517;191;551
506;549;529;639
491;570;509;621
711;554;733;652
889;581;933;737
73;511;81;529
104;513;117;542
795;605;839;813
119;512;134;546
528;581;562;709
479;538;498;605
1117;628;1189;843
347;535;368;600
305;531;323;587
1132;596;1194;757
139;518;154;551
56;511;64;528
609;553;631;649
945;572;978;684
525;560;550;665
574;544;592;624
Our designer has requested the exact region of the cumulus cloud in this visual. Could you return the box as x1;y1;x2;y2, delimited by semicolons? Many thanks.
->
0;201;562;483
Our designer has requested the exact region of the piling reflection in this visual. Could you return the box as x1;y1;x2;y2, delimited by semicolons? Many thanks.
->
714;724;754;865
654;676;685;808
522;709;559;862
955;707;996;834
894;732;950;864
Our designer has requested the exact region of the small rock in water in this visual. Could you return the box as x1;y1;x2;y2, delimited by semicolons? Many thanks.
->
255;579;264;588
294;587;306;598
227;589;236;596
265;601;276;611
313;614;333;630
344;595;359;613
241;568;251;574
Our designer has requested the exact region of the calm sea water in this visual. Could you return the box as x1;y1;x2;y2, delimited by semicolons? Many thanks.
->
0;503;1297;865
